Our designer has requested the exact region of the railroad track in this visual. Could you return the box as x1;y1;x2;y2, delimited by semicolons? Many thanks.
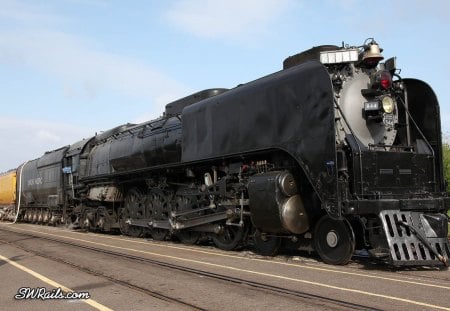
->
0;228;203;311
0;226;380;311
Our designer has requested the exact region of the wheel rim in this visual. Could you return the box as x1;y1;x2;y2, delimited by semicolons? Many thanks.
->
314;216;355;265
176;230;200;244
211;225;245;251
326;230;339;248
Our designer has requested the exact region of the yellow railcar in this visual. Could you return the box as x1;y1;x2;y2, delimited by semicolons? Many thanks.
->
0;170;17;207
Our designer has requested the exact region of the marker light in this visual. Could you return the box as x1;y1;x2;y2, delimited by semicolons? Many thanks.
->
380;71;392;89
371;70;392;90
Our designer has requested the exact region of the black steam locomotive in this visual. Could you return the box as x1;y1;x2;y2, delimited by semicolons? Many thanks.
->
10;39;450;266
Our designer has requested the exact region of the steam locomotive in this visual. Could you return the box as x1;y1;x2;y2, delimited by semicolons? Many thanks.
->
1;38;449;266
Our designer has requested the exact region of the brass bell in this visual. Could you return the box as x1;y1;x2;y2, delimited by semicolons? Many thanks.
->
362;42;384;66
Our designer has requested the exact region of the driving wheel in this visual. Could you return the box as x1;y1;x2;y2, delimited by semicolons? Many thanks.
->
119;188;144;237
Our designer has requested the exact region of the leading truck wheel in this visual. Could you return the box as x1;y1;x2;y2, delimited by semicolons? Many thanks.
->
314;215;355;265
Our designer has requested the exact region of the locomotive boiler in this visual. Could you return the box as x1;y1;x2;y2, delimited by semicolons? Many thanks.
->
4;38;449;266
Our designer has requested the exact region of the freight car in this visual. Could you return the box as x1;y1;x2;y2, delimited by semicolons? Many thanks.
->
3;38;449;266
0;170;17;221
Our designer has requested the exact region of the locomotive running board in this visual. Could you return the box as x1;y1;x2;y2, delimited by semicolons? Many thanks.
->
379;210;450;266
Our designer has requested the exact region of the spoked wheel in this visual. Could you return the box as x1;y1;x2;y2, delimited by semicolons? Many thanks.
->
37;209;43;223
43;210;51;224
150;228;168;241
119;188;144;237
176;230;201;244
314;215;355;265
32;209;38;223
211;224;246;251
119;209;143;237
148;192;171;241
253;230;281;256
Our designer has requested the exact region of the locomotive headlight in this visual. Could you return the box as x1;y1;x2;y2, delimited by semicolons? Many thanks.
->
381;96;394;114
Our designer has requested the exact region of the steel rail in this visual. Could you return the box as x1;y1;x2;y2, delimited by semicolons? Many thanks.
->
0;226;379;311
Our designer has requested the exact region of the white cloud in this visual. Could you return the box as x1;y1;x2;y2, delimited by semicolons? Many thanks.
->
133;93;180;124
0;0;190;115
36;130;63;143
0;0;59;24
0;117;93;172
166;0;294;41
0;1;194;172
0;29;189;105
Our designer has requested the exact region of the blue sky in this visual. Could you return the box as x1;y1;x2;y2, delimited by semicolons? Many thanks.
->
0;0;449;172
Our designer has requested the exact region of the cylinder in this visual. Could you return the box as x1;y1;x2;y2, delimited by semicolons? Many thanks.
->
248;171;309;234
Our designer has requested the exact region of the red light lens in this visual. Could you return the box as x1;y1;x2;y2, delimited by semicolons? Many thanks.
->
380;71;392;89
